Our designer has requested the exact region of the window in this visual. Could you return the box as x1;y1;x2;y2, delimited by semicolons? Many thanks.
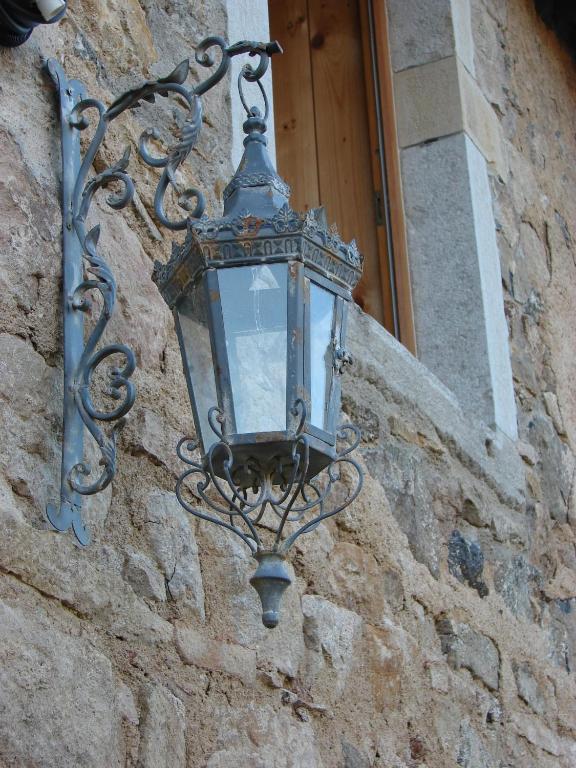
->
268;0;416;352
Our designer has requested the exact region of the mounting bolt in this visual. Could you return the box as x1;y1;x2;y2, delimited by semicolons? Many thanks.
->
334;346;353;373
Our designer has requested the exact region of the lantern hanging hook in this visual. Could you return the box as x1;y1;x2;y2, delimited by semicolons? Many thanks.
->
238;69;270;123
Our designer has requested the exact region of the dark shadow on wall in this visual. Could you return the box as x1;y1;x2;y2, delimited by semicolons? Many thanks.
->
535;0;576;60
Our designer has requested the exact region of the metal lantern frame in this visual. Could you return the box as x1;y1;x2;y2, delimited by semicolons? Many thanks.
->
153;161;363;484
166;224;353;480
46;35;364;628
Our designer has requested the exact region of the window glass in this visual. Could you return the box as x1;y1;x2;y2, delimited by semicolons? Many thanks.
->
176;281;219;452
310;282;335;430
218;264;288;434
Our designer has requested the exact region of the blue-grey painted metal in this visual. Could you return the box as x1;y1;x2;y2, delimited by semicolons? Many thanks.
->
250;553;292;629
175;418;363;623
44;36;364;628
46;60;137;545
153;124;363;485
150;40;365;627
45;63;90;545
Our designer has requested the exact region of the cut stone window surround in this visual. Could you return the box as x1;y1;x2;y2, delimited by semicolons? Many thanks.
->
227;0;518;443
388;0;517;441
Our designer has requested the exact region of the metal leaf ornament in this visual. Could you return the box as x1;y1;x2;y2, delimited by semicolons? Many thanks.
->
106;59;191;119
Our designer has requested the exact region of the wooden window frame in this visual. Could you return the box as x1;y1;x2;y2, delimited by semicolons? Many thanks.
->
358;0;416;353
268;0;416;353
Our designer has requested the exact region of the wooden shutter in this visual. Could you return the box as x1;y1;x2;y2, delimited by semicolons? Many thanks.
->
268;0;416;352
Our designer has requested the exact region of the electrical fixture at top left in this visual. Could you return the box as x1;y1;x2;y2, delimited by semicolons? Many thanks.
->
0;0;67;47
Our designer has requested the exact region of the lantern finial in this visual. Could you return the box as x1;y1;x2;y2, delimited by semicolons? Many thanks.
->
250;552;292;628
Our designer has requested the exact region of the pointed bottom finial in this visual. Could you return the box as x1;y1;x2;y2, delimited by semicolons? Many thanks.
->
250;552;292;628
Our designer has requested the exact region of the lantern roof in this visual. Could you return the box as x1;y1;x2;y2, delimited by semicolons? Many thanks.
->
152;106;363;306
222;107;291;217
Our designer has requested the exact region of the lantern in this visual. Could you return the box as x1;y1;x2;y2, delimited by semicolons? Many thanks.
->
153;100;364;627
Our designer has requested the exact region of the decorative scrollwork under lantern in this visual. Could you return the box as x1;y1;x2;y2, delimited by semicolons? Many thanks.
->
46;35;363;627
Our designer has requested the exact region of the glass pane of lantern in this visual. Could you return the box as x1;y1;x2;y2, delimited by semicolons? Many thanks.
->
176;281;219;452
310;282;335;430
218;264;288;434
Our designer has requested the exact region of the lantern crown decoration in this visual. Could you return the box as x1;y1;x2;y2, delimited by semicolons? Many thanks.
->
46;35;364;628
153;102;363;302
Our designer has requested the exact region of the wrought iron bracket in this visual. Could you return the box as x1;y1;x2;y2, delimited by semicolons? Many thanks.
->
44;38;283;545
46;62;136;545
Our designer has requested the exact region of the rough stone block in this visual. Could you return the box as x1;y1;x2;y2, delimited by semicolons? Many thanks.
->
175;623;256;684
0;474;26;526
123;547;166;601
0;332;55;414
364;623;407;710
206;749;267;768
391;465;442;578
436;618;500;690
447;530;488;597
302;595;363;692
138;684;186;768
457;721;495;768
117;682;139;726
528;414;571;523
460;494;491;528
0;132;61;358
206;703;323;768
426;659;450;693
0;520;172;645
509;711;560;757
543;391;567;436
547;599;576;673
517;440;539;466
124;409;183;477
198;523;305;679
342;739;370;768
328;541;401;620
0;333;61;512
493;554;541;620
0;600;124;767
544;565;576;602
513;661;547;715
145;489;205;619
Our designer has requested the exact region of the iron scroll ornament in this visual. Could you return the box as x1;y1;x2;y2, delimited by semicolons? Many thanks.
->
45;37;283;545
176;409;364;556
175;406;363;629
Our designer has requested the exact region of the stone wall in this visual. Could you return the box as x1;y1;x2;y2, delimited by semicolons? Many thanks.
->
0;1;575;766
